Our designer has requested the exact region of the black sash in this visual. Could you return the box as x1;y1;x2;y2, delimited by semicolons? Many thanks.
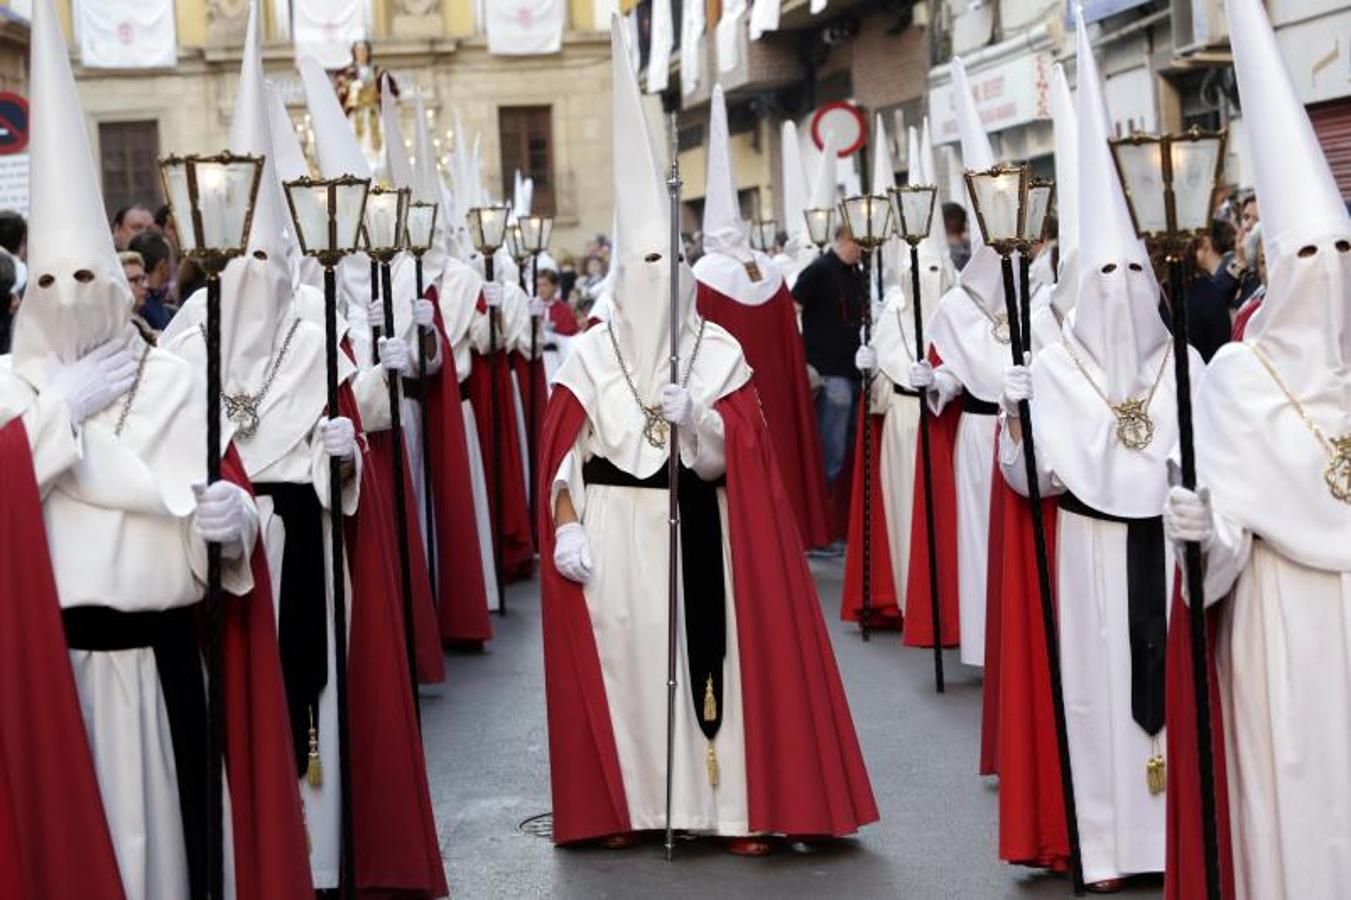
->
963;394;999;415
893;384;922;398
582;456;728;744
1058;491;1167;737
64;605;208;900
459;379;472;401
255;481;328;773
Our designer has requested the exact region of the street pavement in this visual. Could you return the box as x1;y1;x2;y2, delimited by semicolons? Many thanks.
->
419;557;1164;899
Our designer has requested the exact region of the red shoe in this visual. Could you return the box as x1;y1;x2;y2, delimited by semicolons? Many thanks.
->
725;837;773;856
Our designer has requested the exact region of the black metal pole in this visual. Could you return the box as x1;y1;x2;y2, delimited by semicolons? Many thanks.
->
415;255;437;610
528;252;540;539
910;244;945;693
322;262;356;898
1168;253;1223;900
204;271;224;900
374;260;419;709
1019;253;1033;358
999;253;1085;894
858;248;874;642
485;254;506;616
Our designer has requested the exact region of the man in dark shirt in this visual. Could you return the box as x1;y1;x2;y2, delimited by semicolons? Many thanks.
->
792;225;864;485
128;230;176;331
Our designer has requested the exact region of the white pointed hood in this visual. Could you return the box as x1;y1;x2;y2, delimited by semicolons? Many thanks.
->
809;128;840;211
918;117;951;275
871;113;902;290
412;91;452;278
780;120;809;250
702;84;749;253
1047;63;1078;318
381;80;412;191
264;82;325;292
951;56;1005;315
11;0;134;384
1071;9;1169;398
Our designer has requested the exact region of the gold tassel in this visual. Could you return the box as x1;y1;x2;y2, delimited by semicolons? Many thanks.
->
706;742;719;787
305;708;323;787
1146;740;1166;796
702;674;717;723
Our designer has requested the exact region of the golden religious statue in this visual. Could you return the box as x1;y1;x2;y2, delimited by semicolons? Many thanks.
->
332;40;397;165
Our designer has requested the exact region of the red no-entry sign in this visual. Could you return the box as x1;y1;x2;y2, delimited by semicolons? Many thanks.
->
0;93;29;156
811;101;867;158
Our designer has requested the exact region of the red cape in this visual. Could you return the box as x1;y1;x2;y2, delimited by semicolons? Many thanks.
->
537;384;878;844
425;290;493;643
509;348;547;459
697;282;834;549
340;386;448;898
983;429;1069;870
902;351;961;647
1164;580;1235;900
980;444;1007;775
467;349;535;581
0;418;125;899
840;406;901;624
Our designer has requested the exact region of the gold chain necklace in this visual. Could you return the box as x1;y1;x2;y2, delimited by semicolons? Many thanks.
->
606;318;707;450
966;290;1010;344
1061;339;1172;451
1249;344;1351;504
113;348;151;438
894;307;916;364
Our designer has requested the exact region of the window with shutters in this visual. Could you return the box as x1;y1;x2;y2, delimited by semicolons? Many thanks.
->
99;121;163;221
499;105;556;216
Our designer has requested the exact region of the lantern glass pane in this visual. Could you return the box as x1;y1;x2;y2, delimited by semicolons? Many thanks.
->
756;220;778;251
161;162;197;252
804;207;835;246
1112;140;1168;237
841;195;891;246
364;189;406;251
468;205;510;251
334;181;368;252
199;159;260;252
284;182;331;255
967;169;1023;244
407;202;438;251
519;214;549;253
1171;137;1221;233
1022;184;1053;243
898;186;936;241
507;222;526;259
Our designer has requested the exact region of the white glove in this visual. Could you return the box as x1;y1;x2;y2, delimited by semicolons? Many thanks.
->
483;282;504;308
553;522;593;584
46;340;138;427
1163;485;1215;549
319;416;356;461
192;480;254;559
367;297;387;328
413;297;435;328
908;360;935;390
1001;357;1032;416
854;345;878;373
378;336;412;375
528;296;548;317
660;383;697;430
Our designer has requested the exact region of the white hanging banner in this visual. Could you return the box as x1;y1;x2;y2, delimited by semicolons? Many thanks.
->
292;0;368;69
716;0;747;73
680;0;706;97
647;0;673;93
76;0;177;70
486;0;566;55
749;0;780;40
811;0;828;13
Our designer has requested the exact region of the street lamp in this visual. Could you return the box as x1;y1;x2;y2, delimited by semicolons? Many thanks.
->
282;172;369;872
1110;127;1227;900
364;184;419;703
889;181;945;690
804;206;836;252
750;218;778;253
158;149;262;900
404;197;440;606
467;202;513;615
517;212;554;529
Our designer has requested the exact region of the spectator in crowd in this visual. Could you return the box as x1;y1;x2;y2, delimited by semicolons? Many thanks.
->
111;204;154;250
0;209;27;298
943;201;971;271
579;254;607;298
792;222;864;494
1172;218;1239;361
557;253;578;301
154;203;178;248
175;256;207;306
128;230;176;329
118;250;157;343
0;250;15;353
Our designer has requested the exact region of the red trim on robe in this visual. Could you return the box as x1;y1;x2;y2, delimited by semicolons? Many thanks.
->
902;348;962;648
981;441;1007;775
339;387;448;898
467;348;535;581
840;405;901;624
696;281;834;549
984;429;1069;871
537;385;878;844
1231;294;1263;341
1164;579;1235;900
426;289;493;644
0;418;125;899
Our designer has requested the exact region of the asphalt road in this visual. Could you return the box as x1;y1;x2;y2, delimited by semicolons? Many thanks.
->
419;557;1164;900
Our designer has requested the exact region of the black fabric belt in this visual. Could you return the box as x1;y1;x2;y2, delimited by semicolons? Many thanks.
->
543;342;559;352
459;379;471;401
582;455;727;743
63;604;208;899
402;376;426;400
963;395;999;415
1057;491;1167;737
255;481;328;775
894;384;922;398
